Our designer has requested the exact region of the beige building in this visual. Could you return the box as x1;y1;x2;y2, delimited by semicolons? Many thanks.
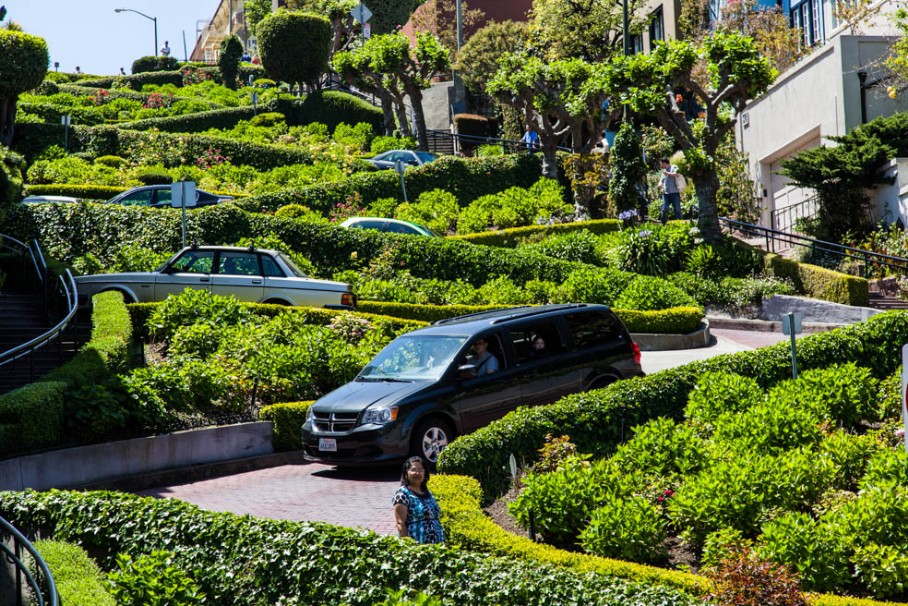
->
191;0;248;63
737;0;908;231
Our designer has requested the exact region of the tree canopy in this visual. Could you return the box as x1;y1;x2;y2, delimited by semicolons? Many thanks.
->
455;20;529;95
604;33;776;242
0;29;48;146
257;11;333;91
529;0;647;62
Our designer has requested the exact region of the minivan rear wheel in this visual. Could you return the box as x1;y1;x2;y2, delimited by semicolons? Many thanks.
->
412;418;454;467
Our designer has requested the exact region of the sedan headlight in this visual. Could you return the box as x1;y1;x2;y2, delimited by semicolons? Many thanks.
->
362;406;398;425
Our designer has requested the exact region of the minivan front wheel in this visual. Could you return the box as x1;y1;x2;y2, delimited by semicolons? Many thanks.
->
412;419;453;466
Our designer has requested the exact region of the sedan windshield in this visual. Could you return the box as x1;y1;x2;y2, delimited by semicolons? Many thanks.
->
358;335;466;381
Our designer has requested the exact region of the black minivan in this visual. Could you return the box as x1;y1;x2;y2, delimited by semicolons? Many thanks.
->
300;304;643;466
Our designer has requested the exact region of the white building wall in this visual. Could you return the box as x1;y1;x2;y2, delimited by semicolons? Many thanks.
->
738;27;908;231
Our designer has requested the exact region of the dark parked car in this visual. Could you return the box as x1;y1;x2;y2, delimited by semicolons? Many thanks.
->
301;304;643;466
365;149;437;170
106;185;233;208
75;245;355;309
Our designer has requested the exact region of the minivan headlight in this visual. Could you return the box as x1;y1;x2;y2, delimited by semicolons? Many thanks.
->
362;406;398;425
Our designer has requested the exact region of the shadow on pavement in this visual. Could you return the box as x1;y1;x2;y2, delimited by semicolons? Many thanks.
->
312;464;400;482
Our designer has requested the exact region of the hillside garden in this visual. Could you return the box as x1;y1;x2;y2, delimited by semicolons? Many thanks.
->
0;36;899;606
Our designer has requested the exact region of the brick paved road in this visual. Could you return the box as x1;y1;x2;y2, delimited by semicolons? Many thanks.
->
137;462;401;535
136;326;800;535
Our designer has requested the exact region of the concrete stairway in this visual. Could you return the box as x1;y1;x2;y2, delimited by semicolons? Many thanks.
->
0;287;88;395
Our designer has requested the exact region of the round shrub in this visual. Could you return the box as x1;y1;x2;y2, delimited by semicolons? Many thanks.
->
712;398;824;455
250;111;285;127
131;55;180;74
394;188;459;234
579;495;668;564
95;155;128;168
554;266;634;306
528;230;602;265
860;446;908;490
770;362;880;428
611;417;708;477
169;323;224;359
685;371;763;430
612;274;699;311
370;135;416;154
148;289;256;343
135;168;173;185
757;511;851;592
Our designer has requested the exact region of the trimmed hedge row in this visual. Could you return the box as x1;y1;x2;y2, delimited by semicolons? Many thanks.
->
34;540;116;606
278;92;384;133
616;306;704;334
451;219;622;248
120;106;258;133
357;301;704;335
128;300;426;341
431;474;908;606
0;291;133;456
765;253;869;306
12;122;312;170
260;401;313;451
437;310;908;500
236;153;543;215
0;490;701;606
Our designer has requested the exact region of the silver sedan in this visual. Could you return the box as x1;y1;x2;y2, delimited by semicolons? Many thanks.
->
75;246;355;309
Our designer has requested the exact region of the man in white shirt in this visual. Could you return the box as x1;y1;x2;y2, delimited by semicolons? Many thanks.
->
659;158;682;223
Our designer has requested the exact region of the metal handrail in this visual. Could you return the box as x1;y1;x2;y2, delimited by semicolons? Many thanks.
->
0;270;79;369
770;195;820;236
720;217;908;275
424;129;574;155
0;235;82;375
0;515;58;606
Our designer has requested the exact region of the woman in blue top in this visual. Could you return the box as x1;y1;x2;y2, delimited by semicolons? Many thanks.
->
392;456;445;544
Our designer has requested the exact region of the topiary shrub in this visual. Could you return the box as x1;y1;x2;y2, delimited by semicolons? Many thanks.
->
94;154;127;168
130;56;180;74
134;168;173;185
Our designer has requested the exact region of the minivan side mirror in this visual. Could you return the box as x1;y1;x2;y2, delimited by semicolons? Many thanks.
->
457;363;478;379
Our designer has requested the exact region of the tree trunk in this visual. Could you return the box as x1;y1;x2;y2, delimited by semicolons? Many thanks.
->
694;170;723;243
541;145;558;180
408;89;429;151
392;95;412;138
378;91;396;137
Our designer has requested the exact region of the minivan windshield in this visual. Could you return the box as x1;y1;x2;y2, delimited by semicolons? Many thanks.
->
358;335;466;381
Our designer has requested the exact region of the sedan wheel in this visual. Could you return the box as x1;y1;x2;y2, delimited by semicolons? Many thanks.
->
413;419;453;465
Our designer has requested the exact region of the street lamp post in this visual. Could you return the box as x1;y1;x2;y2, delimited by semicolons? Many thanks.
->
115;8;158;57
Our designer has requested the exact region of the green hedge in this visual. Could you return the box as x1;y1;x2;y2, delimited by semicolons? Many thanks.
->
34;540;116;606
452;219;622;248
278;91;383;133
438;310;908;500
765;254;869;306
358;301;704;335
617;306;704;334
260;401;313;451
236;153;543;214
0;291;133;456
357;301;510;322
120;106;258;133
25;183;121;200
431;474;908;606
0;490;700;606
128;300;425;341
11;122;312;170
0;381;67;452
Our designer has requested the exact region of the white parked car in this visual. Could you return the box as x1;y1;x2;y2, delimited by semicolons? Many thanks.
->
75;246;355;309
21;195;80;203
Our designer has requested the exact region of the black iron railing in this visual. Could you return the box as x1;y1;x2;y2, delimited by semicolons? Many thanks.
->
720;217;908;276
770;195;820;235
0;515;58;606
0;236;82;376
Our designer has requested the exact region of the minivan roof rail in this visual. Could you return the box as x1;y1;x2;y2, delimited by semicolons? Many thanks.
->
430;303;589;326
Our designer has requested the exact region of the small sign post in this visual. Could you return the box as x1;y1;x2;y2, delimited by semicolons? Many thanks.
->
781;312;803;379
395;160;408;202
61;115;71;152
171;181;197;248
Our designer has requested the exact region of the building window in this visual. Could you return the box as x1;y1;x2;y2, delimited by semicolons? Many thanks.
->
811;0;824;43
631;34;643;54
649;7;664;47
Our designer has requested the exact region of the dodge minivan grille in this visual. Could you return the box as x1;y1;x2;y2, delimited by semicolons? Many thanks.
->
312;411;358;433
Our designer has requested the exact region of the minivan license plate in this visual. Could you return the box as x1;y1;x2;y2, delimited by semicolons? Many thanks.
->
319;438;337;452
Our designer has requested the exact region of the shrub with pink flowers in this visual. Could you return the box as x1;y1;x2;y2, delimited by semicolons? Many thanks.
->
196;147;231;170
